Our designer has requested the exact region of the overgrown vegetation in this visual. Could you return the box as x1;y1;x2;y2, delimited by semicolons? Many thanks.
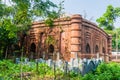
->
1;60;120;80
0;0;63;59
0;60;82;80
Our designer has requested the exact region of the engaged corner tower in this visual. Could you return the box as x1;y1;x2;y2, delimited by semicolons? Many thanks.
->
70;14;82;58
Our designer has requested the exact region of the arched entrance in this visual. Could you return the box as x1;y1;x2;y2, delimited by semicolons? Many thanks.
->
102;47;106;61
95;45;99;58
86;43;91;54
48;44;54;59
95;45;99;53
30;43;36;59
48;44;54;53
102;47;105;54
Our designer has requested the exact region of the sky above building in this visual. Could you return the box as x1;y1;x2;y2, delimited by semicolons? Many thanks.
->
52;0;120;28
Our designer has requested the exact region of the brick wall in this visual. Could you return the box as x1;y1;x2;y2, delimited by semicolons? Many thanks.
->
25;14;112;62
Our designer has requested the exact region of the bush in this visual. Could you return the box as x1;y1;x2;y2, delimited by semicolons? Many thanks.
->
82;62;120;80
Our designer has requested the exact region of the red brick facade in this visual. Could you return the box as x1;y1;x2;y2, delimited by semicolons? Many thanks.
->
25;14;112;61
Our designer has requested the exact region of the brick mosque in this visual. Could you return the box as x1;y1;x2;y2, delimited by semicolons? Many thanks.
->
23;14;112;62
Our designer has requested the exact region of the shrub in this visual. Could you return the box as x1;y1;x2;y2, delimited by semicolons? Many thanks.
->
82;62;120;80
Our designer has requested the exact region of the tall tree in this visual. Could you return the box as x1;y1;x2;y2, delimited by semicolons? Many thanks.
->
0;0;62;58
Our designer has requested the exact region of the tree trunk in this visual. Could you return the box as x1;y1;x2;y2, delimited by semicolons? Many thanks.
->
5;46;8;59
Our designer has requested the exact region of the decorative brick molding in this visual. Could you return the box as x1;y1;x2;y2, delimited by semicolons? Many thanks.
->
25;14;112;61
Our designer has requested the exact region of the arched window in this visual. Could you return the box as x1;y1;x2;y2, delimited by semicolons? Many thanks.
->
102;47;105;54
95;45;99;53
86;43;91;53
30;43;36;53
48;44;54;53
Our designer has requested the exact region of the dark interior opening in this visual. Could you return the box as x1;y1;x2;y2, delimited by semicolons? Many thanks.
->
86;43;91;53
48;44;54;53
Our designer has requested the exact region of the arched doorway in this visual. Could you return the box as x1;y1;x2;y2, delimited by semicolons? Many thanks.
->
102;47;106;61
48;44;54;59
86;43;91;54
48;44;54;53
30;43;36;59
102;47;105;54
95;45;99;58
95;45;99;53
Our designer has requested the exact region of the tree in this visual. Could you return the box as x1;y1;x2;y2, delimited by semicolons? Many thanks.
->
96;5;120;50
0;0;62;58
112;28;120;51
97;5;120;30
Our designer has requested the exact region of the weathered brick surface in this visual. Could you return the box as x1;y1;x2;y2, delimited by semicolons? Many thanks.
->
25;14;112;61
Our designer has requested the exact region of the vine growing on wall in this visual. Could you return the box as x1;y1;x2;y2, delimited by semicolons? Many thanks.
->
43;0;65;54
45;35;56;45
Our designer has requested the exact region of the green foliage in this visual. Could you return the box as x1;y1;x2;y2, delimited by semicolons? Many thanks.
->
0;60;52;79
96;5;120;30
45;35;56;45
45;1;65;27
0;0;62;58
82;62;120;80
0;60;20;79
114;28;120;49
0;60;83;80
34;63;53;75
107;28;120;50
68;71;82;80
2;60;120;80
82;72;95;80
45;18;54;27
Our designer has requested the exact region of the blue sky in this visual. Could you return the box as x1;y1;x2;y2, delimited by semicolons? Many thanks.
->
52;0;120;27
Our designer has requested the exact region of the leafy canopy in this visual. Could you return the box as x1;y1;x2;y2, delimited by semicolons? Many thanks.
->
0;0;62;57
96;5;120;30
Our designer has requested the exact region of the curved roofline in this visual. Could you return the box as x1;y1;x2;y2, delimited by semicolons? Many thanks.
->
32;14;110;38
82;18;109;37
